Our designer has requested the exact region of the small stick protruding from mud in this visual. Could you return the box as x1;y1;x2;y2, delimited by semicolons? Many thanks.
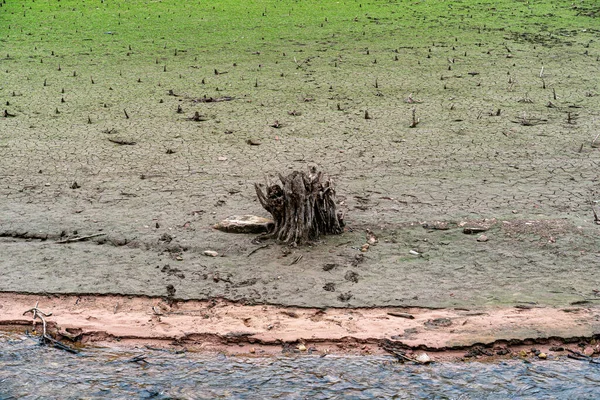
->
3;109;16;118
254;79;258;87
87;116;92;124
590;133;600;148
409;107;420;128
124;109;129;119
374;78;378;89
364;110;371;120
552;88;557;100
176;104;183;114
539;66;544;78
43;79;47;86
73;71;77;77
592;203;600;225
189;112;207;122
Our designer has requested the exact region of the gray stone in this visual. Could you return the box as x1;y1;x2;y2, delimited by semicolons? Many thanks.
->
213;215;274;234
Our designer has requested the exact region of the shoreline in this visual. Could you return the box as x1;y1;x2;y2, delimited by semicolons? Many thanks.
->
2;292;598;362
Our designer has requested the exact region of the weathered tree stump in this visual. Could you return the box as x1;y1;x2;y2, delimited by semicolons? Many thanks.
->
254;168;344;245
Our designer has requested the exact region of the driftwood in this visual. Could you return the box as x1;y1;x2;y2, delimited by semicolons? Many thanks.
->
255;168;344;245
23;302;79;353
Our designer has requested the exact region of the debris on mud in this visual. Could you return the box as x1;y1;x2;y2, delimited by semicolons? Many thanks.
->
422;221;450;230
191;96;234;103
107;138;136;146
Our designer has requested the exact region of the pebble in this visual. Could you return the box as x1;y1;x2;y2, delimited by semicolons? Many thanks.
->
297;344;307;351
538;352;547;359
203;250;219;257
415;352;431;364
477;234;488;242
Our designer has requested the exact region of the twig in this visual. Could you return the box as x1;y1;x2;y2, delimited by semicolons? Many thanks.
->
591;133;600;148
247;244;270;257
128;355;149;364
289;254;303;265
108;138;136;145
387;312;415;319
55;233;106;244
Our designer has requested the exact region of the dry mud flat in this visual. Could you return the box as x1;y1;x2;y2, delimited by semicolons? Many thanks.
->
2;1;600;353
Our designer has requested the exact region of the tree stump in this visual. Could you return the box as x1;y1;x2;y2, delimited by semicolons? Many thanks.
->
254;168;344;245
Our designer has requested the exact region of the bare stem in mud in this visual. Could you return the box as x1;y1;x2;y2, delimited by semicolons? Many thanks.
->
409;106;420;128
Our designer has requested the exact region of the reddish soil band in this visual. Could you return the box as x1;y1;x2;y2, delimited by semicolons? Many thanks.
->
1;293;599;361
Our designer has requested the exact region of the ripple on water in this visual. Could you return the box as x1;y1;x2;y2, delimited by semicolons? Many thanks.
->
1;333;600;399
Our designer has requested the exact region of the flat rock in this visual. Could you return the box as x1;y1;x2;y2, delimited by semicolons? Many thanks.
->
213;215;274;234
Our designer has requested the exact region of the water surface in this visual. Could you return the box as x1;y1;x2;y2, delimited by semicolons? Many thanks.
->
1;333;599;399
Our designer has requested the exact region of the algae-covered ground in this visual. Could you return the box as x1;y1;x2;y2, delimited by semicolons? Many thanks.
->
1;0;600;309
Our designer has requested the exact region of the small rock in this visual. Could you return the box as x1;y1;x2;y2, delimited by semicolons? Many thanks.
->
217;156;228;161
477;234;488;242
519;350;528;358
297;344;307;351
409;249;420;256
366;229;378;245
203;250;219;257
415;352;431;364
213;215;274;234
538;352;547;359
360;243;369;252
249;347;256;354
584;347;595;357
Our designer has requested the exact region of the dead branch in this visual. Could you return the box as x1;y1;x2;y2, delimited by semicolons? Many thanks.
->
55;233;106;244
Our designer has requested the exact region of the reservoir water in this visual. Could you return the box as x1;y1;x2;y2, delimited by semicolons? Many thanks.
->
1;332;599;399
